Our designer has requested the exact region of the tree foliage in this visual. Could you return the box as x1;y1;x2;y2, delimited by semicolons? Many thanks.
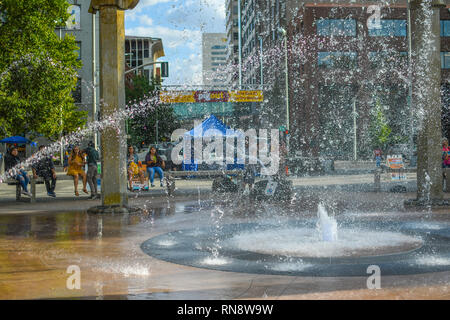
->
125;75;179;148
369;99;392;151
0;0;86;140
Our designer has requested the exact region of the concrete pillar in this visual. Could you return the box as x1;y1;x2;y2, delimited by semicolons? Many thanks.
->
89;1;139;208
410;0;445;203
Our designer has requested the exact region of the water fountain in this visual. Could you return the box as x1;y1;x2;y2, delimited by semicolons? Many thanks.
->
141;201;450;277
316;203;338;242
1;0;450;300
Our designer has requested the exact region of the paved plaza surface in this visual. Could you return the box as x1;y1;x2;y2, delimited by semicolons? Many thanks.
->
0;172;449;300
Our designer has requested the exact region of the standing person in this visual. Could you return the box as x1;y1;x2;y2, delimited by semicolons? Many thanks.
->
442;138;450;168
242;163;257;194
31;145;57;197
63;145;73;172
4;147;31;197
374;147;383;167
66;145;88;196
145;146;165;187
127;145;145;190
84;141;100;200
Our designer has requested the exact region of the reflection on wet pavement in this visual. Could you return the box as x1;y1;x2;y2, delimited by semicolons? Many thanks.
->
0;197;449;300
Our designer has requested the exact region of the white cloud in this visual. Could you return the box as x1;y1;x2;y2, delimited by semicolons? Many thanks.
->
169;54;202;85
125;0;225;85
126;25;201;49
125;0;173;22
138;0;173;8
164;0;225;32
138;14;153;26
201;0;226;20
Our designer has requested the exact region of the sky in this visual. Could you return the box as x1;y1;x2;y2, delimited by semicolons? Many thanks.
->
125;0;226;86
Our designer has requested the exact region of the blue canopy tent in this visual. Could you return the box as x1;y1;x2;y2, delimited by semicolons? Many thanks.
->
0;136;37;146
182;115;244;171
0;136;36;169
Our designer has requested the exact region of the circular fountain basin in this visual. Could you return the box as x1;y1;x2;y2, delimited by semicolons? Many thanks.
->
226;227;423;258
141;219;450;277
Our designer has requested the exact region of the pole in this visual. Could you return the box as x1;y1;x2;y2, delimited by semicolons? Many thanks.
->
410;0;445;202
238;0;242;89
353;99;357;161
259;36;263;87
59;27;64;165
407;0;414;159
284;31;289;153
124;61;165;75
92;12;98;150
284;34;289;132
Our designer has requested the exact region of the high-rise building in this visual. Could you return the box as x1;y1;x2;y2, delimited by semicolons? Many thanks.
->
226;0;240;87
58;0;100;123
202;33;228;87
285;1;450;158
226;0;288;88
241;0;258;85
227;0;450;159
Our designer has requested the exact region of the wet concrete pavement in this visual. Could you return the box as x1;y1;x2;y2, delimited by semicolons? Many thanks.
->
0;191;449;300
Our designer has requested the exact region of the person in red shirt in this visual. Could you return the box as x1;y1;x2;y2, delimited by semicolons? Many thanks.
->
442;138;450;168
374;147;382;167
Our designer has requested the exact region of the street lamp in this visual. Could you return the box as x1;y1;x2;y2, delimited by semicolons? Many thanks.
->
238;0;242;89
278;27;289;150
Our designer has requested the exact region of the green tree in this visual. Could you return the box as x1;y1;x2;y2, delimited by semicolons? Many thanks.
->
0;0;86;140
369;99;392;151
125;75;179;147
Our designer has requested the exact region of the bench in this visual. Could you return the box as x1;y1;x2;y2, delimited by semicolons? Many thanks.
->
165;170;244;196
6;174;78;202
373;167;450;192
6;169;244;200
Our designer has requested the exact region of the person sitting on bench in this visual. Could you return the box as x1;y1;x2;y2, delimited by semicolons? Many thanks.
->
127;145;145;191
4;146;31;197
145;146;165;187
31;145;57;197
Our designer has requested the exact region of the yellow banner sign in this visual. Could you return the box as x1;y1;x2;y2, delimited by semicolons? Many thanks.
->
159;90;263;103
229;90;264;102
159;91;195;103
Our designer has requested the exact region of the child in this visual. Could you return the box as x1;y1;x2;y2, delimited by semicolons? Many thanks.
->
374;147;382;167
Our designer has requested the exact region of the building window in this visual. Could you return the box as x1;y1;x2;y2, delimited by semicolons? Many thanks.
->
66;5;81;30
441;20;450;36
441;52;450;69
368;20;406;37
144;69;150;80
144;41;149;58
73;78;82;103
211;51;227;55
368;51;407;68
211;45;227;50
318;52;357;68
316;19;356;36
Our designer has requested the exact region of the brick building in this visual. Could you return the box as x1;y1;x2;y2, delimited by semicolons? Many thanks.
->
280;1;450;159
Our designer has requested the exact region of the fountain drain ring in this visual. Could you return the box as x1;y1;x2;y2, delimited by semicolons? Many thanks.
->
141;220;450;277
